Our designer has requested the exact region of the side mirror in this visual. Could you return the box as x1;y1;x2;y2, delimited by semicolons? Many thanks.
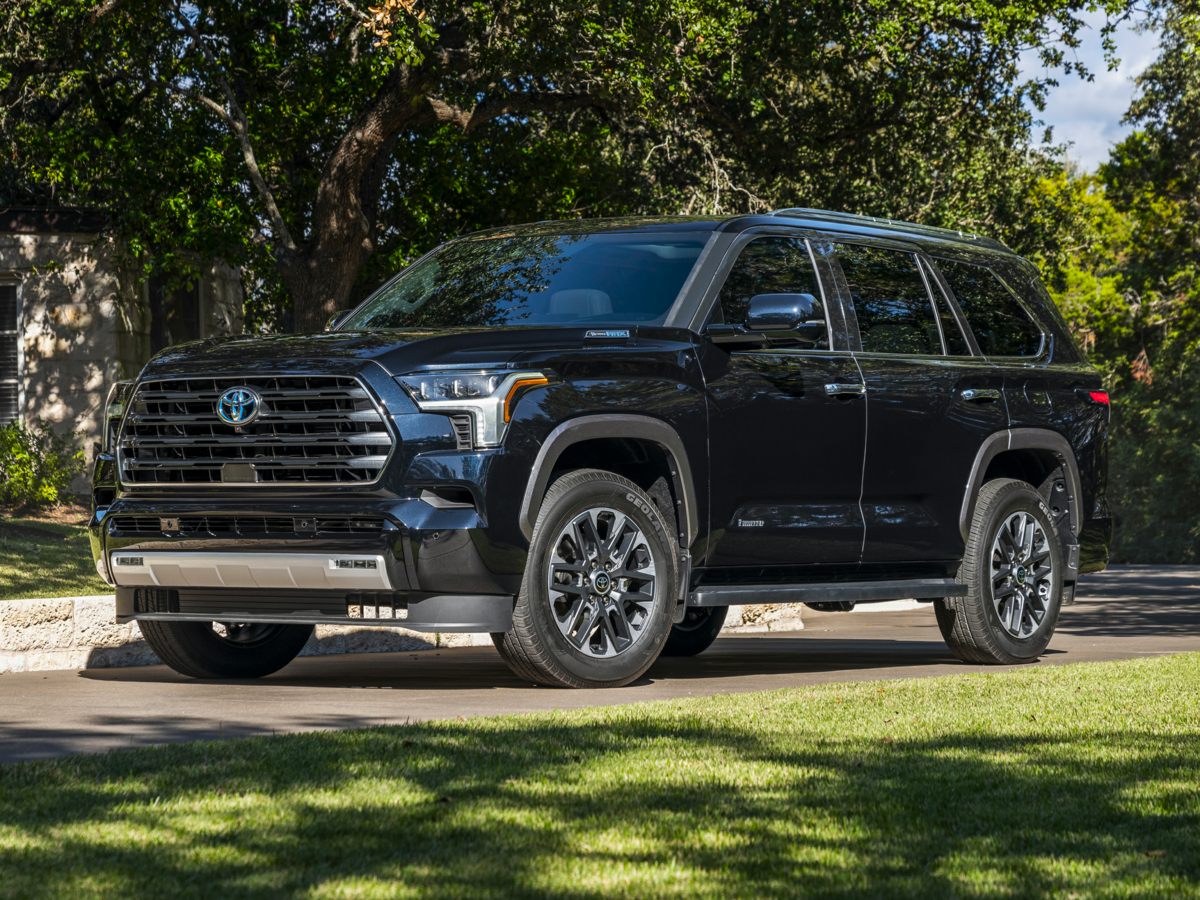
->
746;292;821;332
325;310;353;331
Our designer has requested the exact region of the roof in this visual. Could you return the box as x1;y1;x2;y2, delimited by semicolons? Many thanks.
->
766;207;1010;253
459;210;1012;255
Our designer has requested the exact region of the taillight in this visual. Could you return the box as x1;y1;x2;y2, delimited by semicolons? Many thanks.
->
1086;390;1110;406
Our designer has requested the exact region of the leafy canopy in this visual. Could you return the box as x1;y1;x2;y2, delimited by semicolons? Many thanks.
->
2;0;1127;329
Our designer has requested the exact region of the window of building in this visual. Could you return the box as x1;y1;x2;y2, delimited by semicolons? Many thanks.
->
0;284;18;425
835;244;942;356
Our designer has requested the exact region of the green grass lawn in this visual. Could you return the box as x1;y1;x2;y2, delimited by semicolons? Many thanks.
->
0;515;109;600
1;654;1197;897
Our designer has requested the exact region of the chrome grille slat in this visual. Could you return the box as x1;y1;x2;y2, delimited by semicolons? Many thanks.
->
137;388;369;402
124;455;390;470
129;433;392;447
117;374;394;486
127;410;382;423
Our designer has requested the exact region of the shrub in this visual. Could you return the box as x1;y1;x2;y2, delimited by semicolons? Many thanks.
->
0;420;85;509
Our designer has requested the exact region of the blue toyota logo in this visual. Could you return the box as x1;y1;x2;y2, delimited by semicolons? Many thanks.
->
216;386;262;426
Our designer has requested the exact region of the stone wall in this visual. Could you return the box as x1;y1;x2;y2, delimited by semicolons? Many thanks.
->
0;595;804;674
0;227;245;450
1;230;145;443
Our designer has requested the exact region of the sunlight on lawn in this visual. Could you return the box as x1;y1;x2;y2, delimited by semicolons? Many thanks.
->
0;654;1196;897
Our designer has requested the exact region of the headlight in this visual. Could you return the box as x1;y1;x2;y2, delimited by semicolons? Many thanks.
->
396;370;549;448
102;380;135;452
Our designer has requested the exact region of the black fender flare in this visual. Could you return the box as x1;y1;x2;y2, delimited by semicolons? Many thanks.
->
518;414;700;546
960;427;1083;540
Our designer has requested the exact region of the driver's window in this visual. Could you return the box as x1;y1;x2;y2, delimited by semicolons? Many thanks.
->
713;236;828;349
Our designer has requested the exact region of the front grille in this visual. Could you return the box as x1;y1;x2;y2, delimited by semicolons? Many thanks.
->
118;375;393;486
108;514;387;538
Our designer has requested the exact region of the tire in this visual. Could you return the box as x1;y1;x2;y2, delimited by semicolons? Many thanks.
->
139;619;314;679
492;468;679;688
935;478;1064;664
661;605;728;657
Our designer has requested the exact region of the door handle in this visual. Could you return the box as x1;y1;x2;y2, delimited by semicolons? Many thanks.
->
960;388;1002;403
825;383;866;398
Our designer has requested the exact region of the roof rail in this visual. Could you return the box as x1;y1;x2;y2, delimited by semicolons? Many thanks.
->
768;207;1009;252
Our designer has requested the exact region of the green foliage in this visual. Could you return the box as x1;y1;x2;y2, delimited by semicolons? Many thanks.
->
0;421;84;510
1;0;1130;330
1016;2;1200;562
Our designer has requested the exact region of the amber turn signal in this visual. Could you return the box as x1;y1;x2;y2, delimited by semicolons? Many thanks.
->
504;376;550;422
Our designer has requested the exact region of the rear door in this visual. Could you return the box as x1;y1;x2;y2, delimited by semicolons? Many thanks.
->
930;253;1055;430
828;239;1009;567
697;230;867;572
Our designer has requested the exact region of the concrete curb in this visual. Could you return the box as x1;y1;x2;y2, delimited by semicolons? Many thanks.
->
0;595;805;674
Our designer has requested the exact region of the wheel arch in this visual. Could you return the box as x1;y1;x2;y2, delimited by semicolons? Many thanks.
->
518;415;699;547
960;428;1083;543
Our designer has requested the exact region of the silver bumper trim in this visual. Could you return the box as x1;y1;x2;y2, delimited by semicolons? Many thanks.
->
109;551;393;591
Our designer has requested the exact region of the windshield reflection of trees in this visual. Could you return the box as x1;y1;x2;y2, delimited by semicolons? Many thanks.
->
358;233;575;329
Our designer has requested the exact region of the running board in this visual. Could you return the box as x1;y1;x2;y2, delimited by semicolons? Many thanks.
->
688;578;965;608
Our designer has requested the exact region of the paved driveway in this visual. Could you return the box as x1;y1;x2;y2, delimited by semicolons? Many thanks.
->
1;566;1197;763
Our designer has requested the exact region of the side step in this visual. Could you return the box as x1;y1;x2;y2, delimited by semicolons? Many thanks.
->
688;578;964;608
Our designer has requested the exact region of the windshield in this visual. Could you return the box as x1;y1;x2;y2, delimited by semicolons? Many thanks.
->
341;231;710;330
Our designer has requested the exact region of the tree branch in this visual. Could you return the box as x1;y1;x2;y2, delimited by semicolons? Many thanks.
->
426;91;612;133
168;1;297;254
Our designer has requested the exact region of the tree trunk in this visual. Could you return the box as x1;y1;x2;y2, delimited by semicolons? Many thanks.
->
281;64;430;333
280;238;372;333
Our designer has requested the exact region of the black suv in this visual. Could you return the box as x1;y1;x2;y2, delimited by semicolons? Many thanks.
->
90;209;1111;688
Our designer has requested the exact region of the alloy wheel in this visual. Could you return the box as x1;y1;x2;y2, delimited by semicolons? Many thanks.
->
546;506;658;658
989;511;1054;639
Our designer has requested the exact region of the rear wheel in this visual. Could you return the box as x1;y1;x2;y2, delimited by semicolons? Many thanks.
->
492;468;678;688
139;619;313;679
661;605;728;657
935;478;1064;664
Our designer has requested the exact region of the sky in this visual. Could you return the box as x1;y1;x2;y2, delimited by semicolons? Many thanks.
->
1020;9;1162;170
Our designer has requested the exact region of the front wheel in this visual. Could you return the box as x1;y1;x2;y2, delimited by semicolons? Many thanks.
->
935;478;1064;664
493;468;678;688
139;619;314;679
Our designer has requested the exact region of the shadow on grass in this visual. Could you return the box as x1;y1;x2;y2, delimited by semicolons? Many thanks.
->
0;712;1196;897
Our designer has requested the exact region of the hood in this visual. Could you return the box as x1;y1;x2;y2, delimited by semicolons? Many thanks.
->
137;326;658;379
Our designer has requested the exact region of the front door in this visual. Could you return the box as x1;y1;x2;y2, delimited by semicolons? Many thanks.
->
698;233;866;572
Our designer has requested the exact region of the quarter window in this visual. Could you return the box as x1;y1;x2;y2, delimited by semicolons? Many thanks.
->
934;257;1044;357
713;236;828;349
0;284;18;425
835;244;941;356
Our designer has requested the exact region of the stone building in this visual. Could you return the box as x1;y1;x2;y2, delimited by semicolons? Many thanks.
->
0;207;243;449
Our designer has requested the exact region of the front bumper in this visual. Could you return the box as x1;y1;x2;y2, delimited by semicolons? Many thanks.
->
92;495;521;632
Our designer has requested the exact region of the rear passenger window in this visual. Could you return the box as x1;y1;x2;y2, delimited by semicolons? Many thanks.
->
934;257;1044;357
835;244;941;356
